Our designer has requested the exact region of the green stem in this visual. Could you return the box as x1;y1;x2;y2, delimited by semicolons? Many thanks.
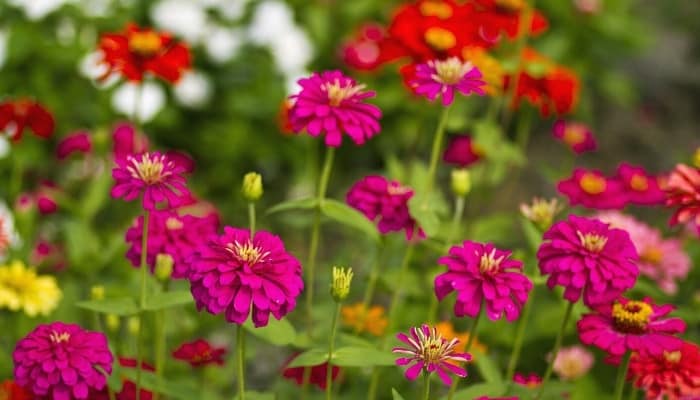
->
505;288;535;381
425;106;451;197
248;202;256;236
447;307;483;400
326;303;341;400
154;308;166;400
422;371;431;400
514;108;533;151
386;245;415;335
136;210;150;400
627;386;638;400
614;352;632;400
357;238;386;333
536;300;575;399
237;324;246;400
367;370;380;400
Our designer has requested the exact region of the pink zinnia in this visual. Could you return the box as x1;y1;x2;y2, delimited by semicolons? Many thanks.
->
125;210;218;279
188;227;303;327
288;70;381;147
112;123;148;161
13;322;113;400
111;151;190;211
346;175;423;240
617;163;665;205
410;57;486;106
172;339;227;368
393;324;472;386
557;169;627;209
513;372;542;388
628;341;700;400
537;214;639;307
553;345;594;380
552;120;596;154
56;131;92;160
665;164;700;227
442;134;483;167
577;297;686;360
435;241;532;322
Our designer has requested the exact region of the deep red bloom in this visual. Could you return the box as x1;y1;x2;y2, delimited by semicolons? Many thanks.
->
628;341;700;400
94;358;154;400
443;134;483;167
665;164;700;227
557;168;627;210
513;372;542;388
112;123;149;162
56;131;92;160
98;23;191;83
30;240;66;271
0;99;54;141
172;339;226;368
552;120;596;154
282;354;340;390
0;380;33;400
341;23;390;70
471;0;549;45
616;163;665;206
36;181;60;215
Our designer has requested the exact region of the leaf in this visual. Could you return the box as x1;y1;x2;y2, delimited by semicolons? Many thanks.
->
392;388;407;400
408;194;440;237
76;298;138;316
286;348;328;368
266;197;318;214
236;392;275;400
331;347;395;367
473;349;503;383
96;364;123;394
449;382;505;400
243;317;297;346
119;369;199;400
142;290;193;311
320;199;380;242
520;217;543;253
81;167;112;219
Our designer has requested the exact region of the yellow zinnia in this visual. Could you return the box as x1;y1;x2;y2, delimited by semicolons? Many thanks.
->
0;260;61;317
341;303;388;337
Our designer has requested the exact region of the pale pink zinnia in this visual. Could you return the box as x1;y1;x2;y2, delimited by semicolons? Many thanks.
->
410;57;486;106
537;214;639;307
393;324;472;386
288;70;381;147
187;227;303;327
553;345;594;380
665;164;700;227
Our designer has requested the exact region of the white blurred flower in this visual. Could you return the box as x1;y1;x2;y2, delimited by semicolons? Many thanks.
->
79;0;112;17
0;30;8;69
205;26;243;64
174;71;212;108
112;82;166;123
0;201;20;262
0;137;10;159
56;18;76;45
79;51;119;88
247;1;295;45
151;0;208;44
270;27;312;75
8;0;67;20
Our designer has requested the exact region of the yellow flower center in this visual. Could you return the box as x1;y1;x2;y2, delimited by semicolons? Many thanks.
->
127;154;168;185
579;172;606;195
192;350;212;363
629;174;649;191
419;1;453;18
424;27;457;51
432;57;472;85
612;300;653;334
416;329;453;364
387;183;411;196
166;217;184;230
577;231;607;253
495;0;525;11
227;241;268;265
562;125;586;147
479;249;504;274
640;247;662;265
322;80;365;107
128;31;163;56
664;350;681;363
49;330;71;344
560;358;585;379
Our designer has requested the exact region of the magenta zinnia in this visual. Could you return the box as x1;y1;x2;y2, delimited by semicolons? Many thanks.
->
13;322;114;400
665;164;700;227
188;227;303;327
557;168;626;209
111;151;191;211
537;214;638;307
410;57;486;106
288;70;381;147
393;324;472;386
435;241;532;322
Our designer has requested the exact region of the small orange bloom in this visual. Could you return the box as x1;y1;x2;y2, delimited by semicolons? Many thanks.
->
0;380;33;400
341;303;388;336
462;46;504;95
435;321;487;363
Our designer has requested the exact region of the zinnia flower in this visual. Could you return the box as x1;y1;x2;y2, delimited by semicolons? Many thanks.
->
341;303;388;336
112;123;148;162
665;164;700;227
56;131;92;160
0;98;54;140
552;120;596;154
393;324;472;386
0;260;61;317
461;46;504;95
98;23;191;83
577;297;686;360
282;354;340;390
537;215;638;306
0;201;19;262
188;227;303;327
172;339;227;367
341;23;388;71
13;322;114;400
0;380;33;400
435;241;532;322
111;151;191;211
30;240;67;271
94;358;154;400
616;163;665;205
628;341;700;400
288;70;381;147
346;175;423;240
410;57;486;105
557;169;627;209
442;134;483;167
519;197;564;232
513;372;542;388
125;210;218;278
552;345;594;380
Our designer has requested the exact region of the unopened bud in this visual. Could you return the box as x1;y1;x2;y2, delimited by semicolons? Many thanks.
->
520;197;563;232
451;169;471;197
242;172;263;202
127;316;140;335
155;253;174;281
331;266;354;302
105;314;120;332
90;285;105;301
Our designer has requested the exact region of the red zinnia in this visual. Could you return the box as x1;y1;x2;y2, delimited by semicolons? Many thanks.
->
628;341;700;400
98;23;191;83
616;163;665;206
56;131;92;160
0;380;33;400
282;354;340;390
557;168;627;210
0;98;54;141
172;339;227;368
665;164;700;228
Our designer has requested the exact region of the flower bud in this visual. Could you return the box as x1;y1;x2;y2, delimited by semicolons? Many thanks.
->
520;197;563;232
450;169;471;197
155;253;174;282
331;266;353;302
242;172;263;202
90;285;105;301
127;316;140;335
105;314;120;332
693;148;700;169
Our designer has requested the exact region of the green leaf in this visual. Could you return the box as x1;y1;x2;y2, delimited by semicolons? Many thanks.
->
474;349;503;383
236;392;275;400
392;388;407;400
119;369;199;399
81;167;112;219
96;364;123;394
408;194;440;237
331;347;395;367
243;317;297;346
287;348;328;368
320;199;380;242
449;382;505;400
266;197;318;214
142;290;193;311
520;217;543;253
76;298;138;316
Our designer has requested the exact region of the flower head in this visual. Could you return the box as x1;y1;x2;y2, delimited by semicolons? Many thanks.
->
242;172;263;202
56;131;92;160
442;134;484;168
112;123;149;162
341;303;388;336
557;169;626;209
98;23;191;83
537;215;638;306
330;266;353;302
519;197;564;232
0;380;33;400
616;163;665;206
552;345;594;380
552;120;596;154
13;322;113;400
410;57;486;105
288;70;381;147
111;151;191;211
393;324;472;386
577;297;686;360
451;169;472;197
665;164;700;227
172;339;227;368
0;98;54;141
513;372;542;388
188;227;303;327
346;175;423;240
282;354;340;390
462;46;504;95
0;260;61;317
435;241;532;322
628;341;700;400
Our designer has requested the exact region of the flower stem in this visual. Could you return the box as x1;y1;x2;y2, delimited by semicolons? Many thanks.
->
236;324;246;400
248;202;256;236
536;300;575;399
422;371;431;400
387;244;415;334
505;288;535;381
614;352;632;400
447;307;483;400
357;238;386;333
136;210;150;400
153;306;166;400
627;386;638;400
326;303;341;400
425;106;451;197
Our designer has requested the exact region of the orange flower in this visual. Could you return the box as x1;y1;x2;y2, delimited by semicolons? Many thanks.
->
435;321;487;363
462;46;504;95
341;303;388;336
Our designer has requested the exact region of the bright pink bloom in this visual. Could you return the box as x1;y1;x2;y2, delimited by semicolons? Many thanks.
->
537;214;638;307
36;181;59;215
346;175;423;240
30;240;66;271
172;339;226;368
125;210;218;278
578;297;686;360
393;324;471;386
665;164;700;227
442;135;483;167
112;123;149;161
0;98;54;140
13;322;113;400
513;372;542;388
282;354;340;390
409;57;486;105
553;345;594;380
552;120;596;154
56;131;92;160
111;151;190;211
557;169;626;209
188;227;303;327
616;163;665;205
288;70;381;147
628;341;700;400
435;241;532;322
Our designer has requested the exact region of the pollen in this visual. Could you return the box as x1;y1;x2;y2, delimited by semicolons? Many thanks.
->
49;330;71;344
578;172;606;195
424;27;457;51
322;80;365;107
419;1;453;19
612;300;653;334
577;231;608;253
562;125;586;146
415;327;456;364
663;350;682;363
128;31;163;56
227;241;269;265
166;217;184;230
640;247;663;265
629;174;649;191
127;153;169;185
479;248;504;274
431;57;473;85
